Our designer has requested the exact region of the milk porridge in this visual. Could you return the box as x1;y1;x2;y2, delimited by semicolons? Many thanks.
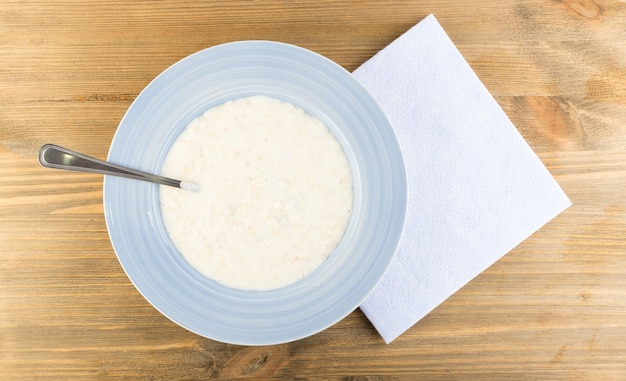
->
160;95;353;291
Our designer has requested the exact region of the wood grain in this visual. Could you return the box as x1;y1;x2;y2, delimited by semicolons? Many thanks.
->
2;0;626;380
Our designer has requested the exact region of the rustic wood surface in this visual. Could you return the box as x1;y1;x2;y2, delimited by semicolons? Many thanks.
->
2;0;626;379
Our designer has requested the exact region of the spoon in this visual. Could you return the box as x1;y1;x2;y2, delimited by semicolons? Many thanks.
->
38;144;200;192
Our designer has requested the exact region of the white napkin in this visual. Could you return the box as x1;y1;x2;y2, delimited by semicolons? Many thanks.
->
353;14;571;343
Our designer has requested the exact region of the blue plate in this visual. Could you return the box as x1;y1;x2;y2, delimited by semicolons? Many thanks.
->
104;41;407;345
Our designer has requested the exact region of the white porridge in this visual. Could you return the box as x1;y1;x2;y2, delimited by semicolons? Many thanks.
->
159;95;353;291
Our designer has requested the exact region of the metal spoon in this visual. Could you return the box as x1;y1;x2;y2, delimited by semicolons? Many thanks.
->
38;144;200;192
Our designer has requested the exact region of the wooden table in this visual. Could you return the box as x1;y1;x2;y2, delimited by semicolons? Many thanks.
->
2;1;625;379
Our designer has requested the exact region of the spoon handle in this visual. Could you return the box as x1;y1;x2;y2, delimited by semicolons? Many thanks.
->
38;144;186;189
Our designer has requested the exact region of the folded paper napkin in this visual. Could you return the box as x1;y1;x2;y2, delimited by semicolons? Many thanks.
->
353;14;571;343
